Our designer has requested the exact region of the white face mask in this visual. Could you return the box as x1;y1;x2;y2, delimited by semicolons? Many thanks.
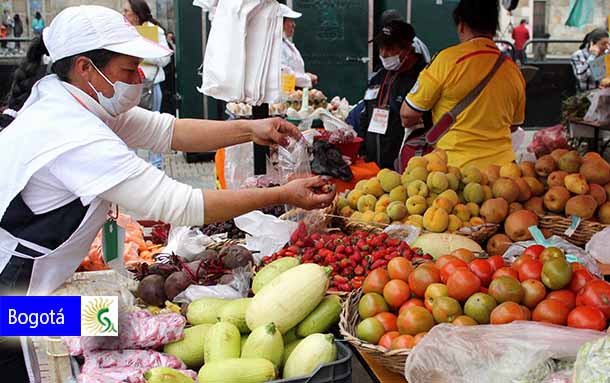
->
380;54;401;71
88;62;143;117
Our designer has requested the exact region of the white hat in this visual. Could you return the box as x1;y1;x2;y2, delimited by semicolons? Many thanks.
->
43;5;171;63
279;4;302;19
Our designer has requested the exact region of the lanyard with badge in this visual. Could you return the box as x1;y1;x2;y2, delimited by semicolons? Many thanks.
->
368;72;397;135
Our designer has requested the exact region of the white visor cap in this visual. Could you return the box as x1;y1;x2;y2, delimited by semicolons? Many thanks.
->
279;4;302;19
43;5;172;63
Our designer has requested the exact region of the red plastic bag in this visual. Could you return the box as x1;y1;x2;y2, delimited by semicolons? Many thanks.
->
527;125;570;158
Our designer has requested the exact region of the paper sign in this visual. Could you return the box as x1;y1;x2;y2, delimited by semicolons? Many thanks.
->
364;87;380;100
589;54;608;81
368;108;390;135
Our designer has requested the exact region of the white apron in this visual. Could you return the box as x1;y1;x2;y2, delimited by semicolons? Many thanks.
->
0;75;149;382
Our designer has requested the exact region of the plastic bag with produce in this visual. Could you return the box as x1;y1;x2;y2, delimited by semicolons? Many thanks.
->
573;336;610;382
77;367;197;383
526;125;570;158
81;350;186;372
405;322;605;383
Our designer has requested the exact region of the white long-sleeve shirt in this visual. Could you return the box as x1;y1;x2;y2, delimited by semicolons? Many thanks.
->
21;82;204;226
281;37;312;88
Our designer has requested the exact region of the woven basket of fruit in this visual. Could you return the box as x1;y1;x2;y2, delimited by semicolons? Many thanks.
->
539;215;608;247
339;288;410;375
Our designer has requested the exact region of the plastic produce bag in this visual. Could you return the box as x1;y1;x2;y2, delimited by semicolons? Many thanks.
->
405;322;606;383
163;226;214;262
383;224;421;246
573;336;610;382
172;265;252;303
234;210;298;262
278;136;313;185
527;125;570;158
585;227;610;264
584;88;610;122
81;350;186;373
78;367;197;383
503;235;602;278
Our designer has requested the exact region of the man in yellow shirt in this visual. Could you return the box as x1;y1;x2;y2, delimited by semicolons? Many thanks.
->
400;0;526;169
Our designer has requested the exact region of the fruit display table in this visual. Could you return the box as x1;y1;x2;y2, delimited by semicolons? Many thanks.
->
334;160;380;193
354;348;407;383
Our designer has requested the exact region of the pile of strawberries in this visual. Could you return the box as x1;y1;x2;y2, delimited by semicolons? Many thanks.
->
261;229;432;292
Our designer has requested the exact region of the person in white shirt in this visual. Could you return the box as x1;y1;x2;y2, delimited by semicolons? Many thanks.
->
280;4;318;88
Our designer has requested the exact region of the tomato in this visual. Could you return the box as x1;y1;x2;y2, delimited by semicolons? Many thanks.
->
523;244;545;260
576;279;610;319
358;292;390;318
432;296;463;323
532;299;570;325
378;331;400;350
539;247;565;263
547;289;576;310
512;254;535;271
357;318;386;344
570;269;594;293
447;268;481;302
567;306;608;331
399;298;425;315
363;269;391;294
451;248;476;264
489;276;524;304
408;263;441;298
383;279;411;308
440;259;468;284
387;257;414;282
391;334;415;350
518;259;543;282
521;305;532;320
541;258;573;291
493;267;519;280
397;306;435;335
452;315;478;326
413;332;427;345
521;279;547;309
469;259;494;287
436;255;459;270
424;283;448;312
374;312;398;332
464;292;497;324
487;255;506;272
490;302;528;324
571;262;586;272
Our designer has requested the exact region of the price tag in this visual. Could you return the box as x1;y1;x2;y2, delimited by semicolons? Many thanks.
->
564;215;582;237
102;219;119;263
368;108;390;135
364;87;380;100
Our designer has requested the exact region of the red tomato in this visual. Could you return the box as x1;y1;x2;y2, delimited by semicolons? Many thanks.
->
378;331;400;350
436;255;459;270
512;254;535;271
399;298;425;315
446;269;482;303
469;259;494;287
493;267;519;280
567;306;608;331
576;280;610;319
374;312;399;332
570;269;594;293
523;244;545;260
487;255;506;272
440;259;468;284
547;289;576;310
518;260;543;282
532;299;570;325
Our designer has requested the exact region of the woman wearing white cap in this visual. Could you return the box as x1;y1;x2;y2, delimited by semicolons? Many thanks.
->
281;4;318;88
0;6;334;380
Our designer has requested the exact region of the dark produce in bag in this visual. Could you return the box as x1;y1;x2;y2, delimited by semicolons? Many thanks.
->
311;141;353;182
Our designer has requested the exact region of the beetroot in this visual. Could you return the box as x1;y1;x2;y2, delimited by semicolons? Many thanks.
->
220;245;253;269
164;271;193;301
138;275;167;307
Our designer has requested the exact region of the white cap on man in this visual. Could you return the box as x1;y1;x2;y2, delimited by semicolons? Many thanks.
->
43;5;171;63
279;4;302;19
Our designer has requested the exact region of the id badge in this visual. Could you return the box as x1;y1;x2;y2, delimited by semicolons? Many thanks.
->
368;108;390;135
364;87;380;100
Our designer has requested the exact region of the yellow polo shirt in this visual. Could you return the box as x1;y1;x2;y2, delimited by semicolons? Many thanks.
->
406;38;526;169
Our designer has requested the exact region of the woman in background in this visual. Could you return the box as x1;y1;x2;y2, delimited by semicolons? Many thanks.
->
31;12;44;37
571;28;609;92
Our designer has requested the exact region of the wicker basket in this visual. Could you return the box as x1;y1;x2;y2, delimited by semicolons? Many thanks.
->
339;288;409;375
539;215;608;247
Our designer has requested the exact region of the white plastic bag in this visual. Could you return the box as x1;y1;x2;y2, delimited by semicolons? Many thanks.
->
163;226;214;262
573;336;610;382
585;227;610;264
172;265;252;303
584;88;610;122
234;210;298;262
405;322;606;383
503;235;602;278
224;142;254;190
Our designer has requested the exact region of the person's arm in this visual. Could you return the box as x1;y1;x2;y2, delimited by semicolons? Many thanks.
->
172;117;301;153
401;68;443;128
400;104;424;129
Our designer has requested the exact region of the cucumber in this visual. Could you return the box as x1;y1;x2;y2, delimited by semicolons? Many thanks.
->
296;295;342;337
198;358;276;383
203;322;241;363
284;334;337;379
241;323;284;367
252;257;300;294
186;298;226;325
281;339;303;369
218;298;252;333
283;327;299;344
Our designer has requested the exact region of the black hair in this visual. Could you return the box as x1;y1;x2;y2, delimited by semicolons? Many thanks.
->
5;37;117;114
453;0;500;36
380;9;402;28
14;14;20;22
520;19;527;25
580;28;609;49
127;0;163;28
35;12;41;19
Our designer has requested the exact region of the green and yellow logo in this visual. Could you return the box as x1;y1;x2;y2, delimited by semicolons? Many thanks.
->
81;296;118;336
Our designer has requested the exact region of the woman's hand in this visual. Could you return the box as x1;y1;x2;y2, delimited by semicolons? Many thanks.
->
307;73;319;85
282;176;336;210
250;117;302;146
590;43;602;56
